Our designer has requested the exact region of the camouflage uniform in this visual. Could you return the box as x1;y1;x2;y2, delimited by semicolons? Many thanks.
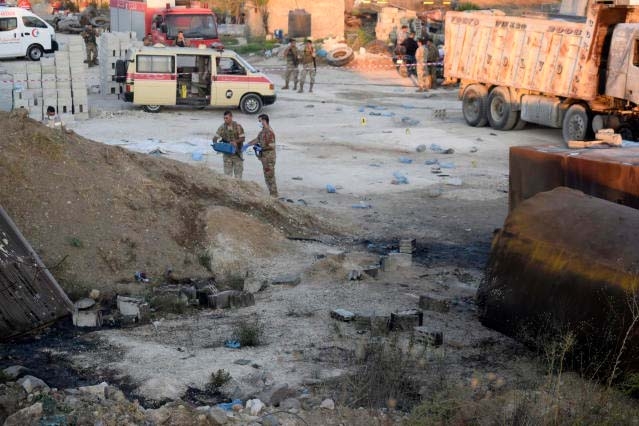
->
256;127;278;197
215;121;245;178
415;42;428;91
298;42;316;93
81;25;98;66
426;41;440;89
282;42;299;90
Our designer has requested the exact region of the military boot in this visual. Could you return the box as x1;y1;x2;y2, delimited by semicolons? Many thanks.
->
309;83;314;93
293;82;297;91
281;84;289;90
298;83;304;93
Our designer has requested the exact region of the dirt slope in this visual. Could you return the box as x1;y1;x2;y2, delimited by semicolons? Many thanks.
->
0;110;342;294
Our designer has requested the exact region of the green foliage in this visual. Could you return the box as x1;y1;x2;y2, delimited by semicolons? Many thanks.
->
206;369;231;391
149;294;189;314
69;237;83;248
619;373;639;398
455;2;480;11
232;317;264;347
198;251;212;272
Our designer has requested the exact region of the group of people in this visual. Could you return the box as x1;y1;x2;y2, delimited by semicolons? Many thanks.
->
392;24;440;92
211;111;279;197
281;38;317;93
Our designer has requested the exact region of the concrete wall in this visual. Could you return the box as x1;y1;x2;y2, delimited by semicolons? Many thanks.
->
245;0;344;40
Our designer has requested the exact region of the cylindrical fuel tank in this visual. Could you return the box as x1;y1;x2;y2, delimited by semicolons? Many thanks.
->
288;9;311;38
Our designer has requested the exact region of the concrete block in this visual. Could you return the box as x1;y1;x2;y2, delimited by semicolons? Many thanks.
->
73;112;89;120
362;264;380;278
330;308;355;322
348;269;362;280
413;326;443;346
116;295;149;323
353;311;389;335
41;77;56;89
72;308;103;327
207;290;241;309
271;274;301;287
389;309;423;331
418;294;450;313
381;252;412;272
325;248;346;262
229;291;255;308
399;238;416;254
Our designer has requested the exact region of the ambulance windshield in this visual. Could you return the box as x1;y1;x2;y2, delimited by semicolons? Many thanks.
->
166;14;217;40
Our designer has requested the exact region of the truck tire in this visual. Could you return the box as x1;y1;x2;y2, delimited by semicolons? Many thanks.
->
114;60;127;83
326;46;354;67
143;105;162;113
240;94;263;114
27;45;43;61
562;104;592;143
487;86;518;130
513;114;527;130
462;84;488;127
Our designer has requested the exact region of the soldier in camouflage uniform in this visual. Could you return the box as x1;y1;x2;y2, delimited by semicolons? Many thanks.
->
247;114;278;197
281;39;299;90
212;110;245;178
81;24;98;67
298;39;316;93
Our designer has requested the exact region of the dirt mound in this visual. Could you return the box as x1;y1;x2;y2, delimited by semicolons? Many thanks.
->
0;111;342;295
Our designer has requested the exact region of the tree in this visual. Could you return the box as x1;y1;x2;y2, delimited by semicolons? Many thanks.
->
255;0;269;35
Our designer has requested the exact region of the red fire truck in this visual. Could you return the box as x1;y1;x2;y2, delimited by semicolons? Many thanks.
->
110;0;220;47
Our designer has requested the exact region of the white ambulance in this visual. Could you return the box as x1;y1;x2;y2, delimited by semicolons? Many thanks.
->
0;7;58;61
119;45;276;114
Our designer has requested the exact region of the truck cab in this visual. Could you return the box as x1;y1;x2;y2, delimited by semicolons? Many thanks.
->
149;6;219;48
120;45;276;114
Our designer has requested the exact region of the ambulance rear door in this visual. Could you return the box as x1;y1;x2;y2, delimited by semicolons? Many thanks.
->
0;13;22;58
133;53;177;106
212;54;249;106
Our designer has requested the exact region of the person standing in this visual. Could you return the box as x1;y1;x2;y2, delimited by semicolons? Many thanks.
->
81;24;98;67
212;110;245;178
401;31;419;78
426;38;440;89
281;38;299;90
247;114;278;197
415;38;428;92
298;39;316;93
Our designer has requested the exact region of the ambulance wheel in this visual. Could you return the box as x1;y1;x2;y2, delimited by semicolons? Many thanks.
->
240;94;262;114
461;84;488;127
143;105;162;113
487;86;518;130
27;45;43;61
562;104;592;143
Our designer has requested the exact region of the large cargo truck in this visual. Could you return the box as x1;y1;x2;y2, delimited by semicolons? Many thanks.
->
444;0;639;142
110;0;219;48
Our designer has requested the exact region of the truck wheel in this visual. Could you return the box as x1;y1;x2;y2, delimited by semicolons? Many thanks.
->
618;124;635;141
462;84;488;127
27;45;43;61
562;104;592;143
143;105;162;113
487;87;518;130
513;113;527;130
240;94;263;114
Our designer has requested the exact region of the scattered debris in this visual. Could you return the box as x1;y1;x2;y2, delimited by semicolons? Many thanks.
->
391;171;409;184
389;309;423;331
116;296;149;323
401;117;420;126
381;252;412;271
326;184;336;193
432;109;447;119
348;269;363;280
271;274;302;287
470;146;478;153
351;202;372;209
416;144;427;152
398;157;413;164
224;340;241;349
442;148;455;154
362;264;380;278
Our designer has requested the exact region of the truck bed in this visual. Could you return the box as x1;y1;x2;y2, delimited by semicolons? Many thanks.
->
444;6;639;100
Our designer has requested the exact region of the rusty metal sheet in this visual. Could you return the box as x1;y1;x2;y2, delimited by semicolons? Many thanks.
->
479;187;639;375
0;206;73;340
509;145;639;211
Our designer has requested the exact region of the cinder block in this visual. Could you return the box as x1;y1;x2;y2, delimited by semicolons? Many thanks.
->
389;309;423;331
116;295;149;323
399;238;416;254
330;308;355;322
380;252;412;272
73;308;103;327
418;294;450;313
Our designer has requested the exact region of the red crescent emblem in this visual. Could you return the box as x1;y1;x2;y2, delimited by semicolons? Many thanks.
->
31;29;39;37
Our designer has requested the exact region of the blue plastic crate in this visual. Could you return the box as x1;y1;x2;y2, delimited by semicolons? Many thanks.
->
211;142;236;154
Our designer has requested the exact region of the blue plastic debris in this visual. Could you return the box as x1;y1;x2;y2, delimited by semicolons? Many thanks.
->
352;202;372;209
326;184;336;193
369;111;382;116
358;106;366;112
217;399;243;411
401;104;415;109
430;143;444;152
381;112;395;117
211;142;236;154
191;151;203;161
401;117;420;126
424;159;439;165
316;48;328;57
392;171;409;184
224;340;241;349
439;161;456;169
399;157;413;164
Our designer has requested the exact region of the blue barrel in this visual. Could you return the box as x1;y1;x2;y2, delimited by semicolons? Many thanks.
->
274;29;284;42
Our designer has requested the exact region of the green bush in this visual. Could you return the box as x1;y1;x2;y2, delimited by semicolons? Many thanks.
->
232;317;264;347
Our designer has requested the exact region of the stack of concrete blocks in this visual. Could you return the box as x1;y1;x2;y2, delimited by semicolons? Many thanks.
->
38;57;56;120
0;65;12;112
11;63;29;114
69;38;89;120
99;31;140;96
25;62;43;121
375;7;417;45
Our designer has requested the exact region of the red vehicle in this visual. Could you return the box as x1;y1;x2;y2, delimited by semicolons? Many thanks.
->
110;0;219;47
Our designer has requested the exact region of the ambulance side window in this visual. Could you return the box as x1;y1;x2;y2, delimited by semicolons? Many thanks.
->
0;18;18;32
22;16;48;28
218;57;245;75
137;55;175;73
